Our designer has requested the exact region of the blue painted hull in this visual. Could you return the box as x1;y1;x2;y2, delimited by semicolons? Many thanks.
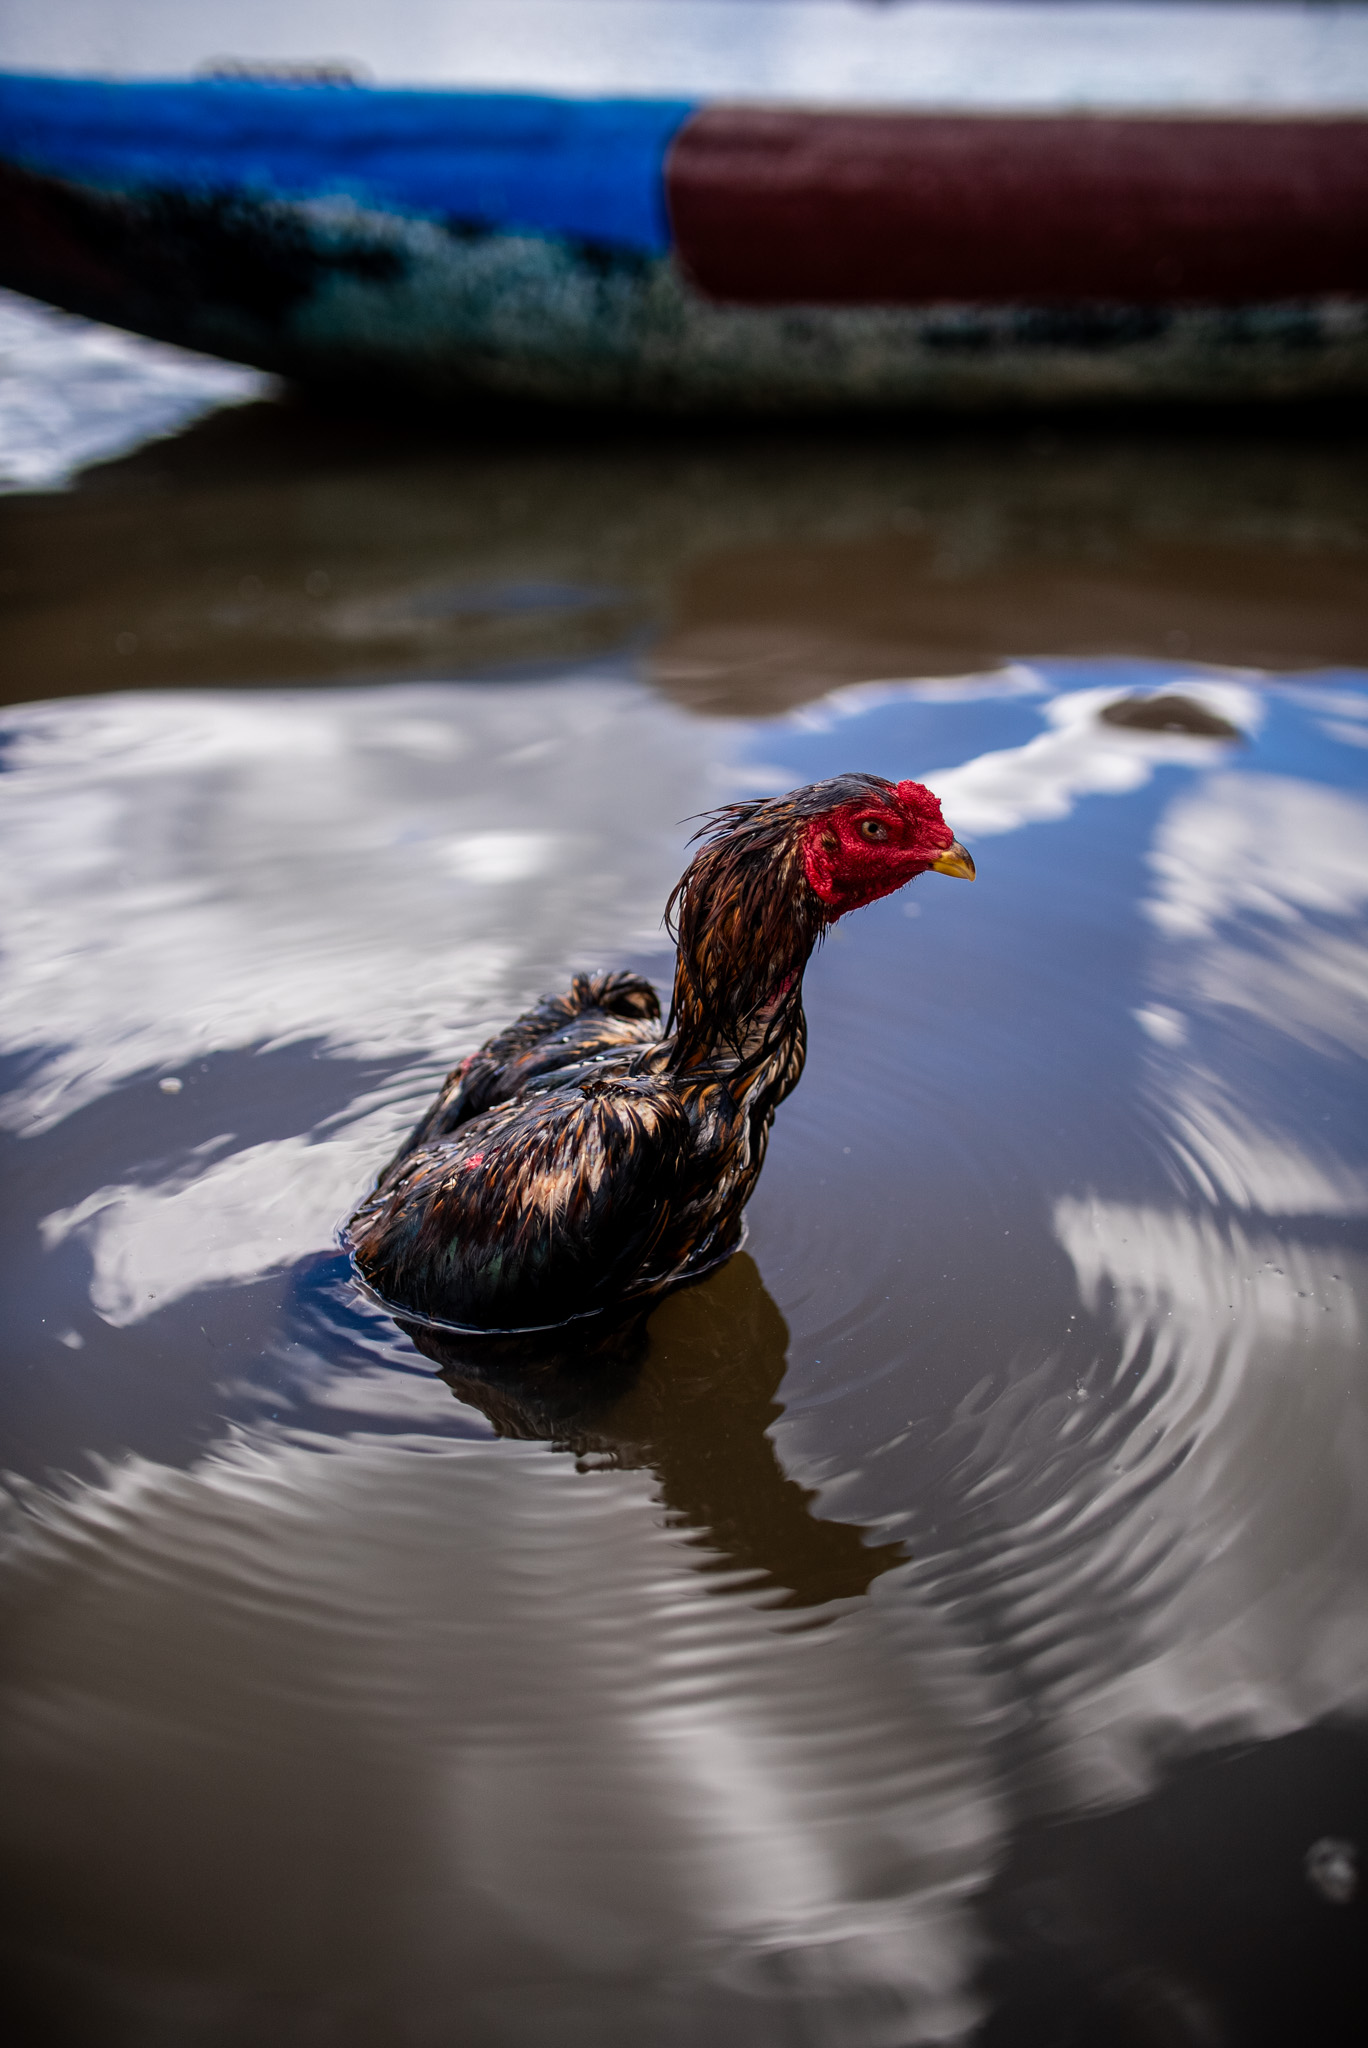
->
2;71;1366;411
0;73;690;253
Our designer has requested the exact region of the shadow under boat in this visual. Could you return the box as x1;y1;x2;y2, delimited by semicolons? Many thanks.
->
7;393;1368;713
399;1252;904;1611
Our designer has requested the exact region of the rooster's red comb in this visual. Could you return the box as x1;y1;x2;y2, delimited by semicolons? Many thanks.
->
894;780;954;854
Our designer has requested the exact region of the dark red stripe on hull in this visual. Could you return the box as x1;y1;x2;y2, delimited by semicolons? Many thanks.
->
666;112;1368;306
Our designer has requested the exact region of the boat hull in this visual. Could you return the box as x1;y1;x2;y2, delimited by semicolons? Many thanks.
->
3;74;1367;412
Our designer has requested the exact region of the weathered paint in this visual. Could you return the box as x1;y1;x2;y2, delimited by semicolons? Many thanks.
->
667;109;1368;306
2;71;1367;410
0;72;692;253
4;158;1368;413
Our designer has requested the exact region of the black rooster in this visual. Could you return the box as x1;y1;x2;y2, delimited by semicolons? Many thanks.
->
346;774;973;1332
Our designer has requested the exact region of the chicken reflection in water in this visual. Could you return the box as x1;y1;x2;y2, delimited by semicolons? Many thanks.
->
405;1253;905;1610
0;1258;1001;2048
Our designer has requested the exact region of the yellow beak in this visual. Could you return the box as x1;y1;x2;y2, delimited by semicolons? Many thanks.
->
931;839;976;880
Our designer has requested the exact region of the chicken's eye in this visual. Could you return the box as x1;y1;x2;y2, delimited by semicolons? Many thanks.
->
858;817;890;842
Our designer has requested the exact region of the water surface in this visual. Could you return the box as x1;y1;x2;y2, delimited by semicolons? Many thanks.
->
2;391;1367;2045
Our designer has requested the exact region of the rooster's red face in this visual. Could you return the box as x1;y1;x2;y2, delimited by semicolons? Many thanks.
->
802;779;974;916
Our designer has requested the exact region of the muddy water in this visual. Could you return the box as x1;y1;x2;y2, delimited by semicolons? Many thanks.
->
2;389;1368;2046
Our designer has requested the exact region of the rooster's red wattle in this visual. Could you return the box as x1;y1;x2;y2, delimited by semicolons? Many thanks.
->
345;774;973;1332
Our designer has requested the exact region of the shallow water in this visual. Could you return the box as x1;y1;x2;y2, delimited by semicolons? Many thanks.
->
2;375;1368;2044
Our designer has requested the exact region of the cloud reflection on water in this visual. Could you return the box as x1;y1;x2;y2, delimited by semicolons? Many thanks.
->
10;668;1269;1323
3;661;1367;2041
1146;770;1368;945
0;288;269;493
0;677;731;1134
1140;769;1368;1211
1047;1199;1368;1806
0;1424;1002;2047
925;678;1259;839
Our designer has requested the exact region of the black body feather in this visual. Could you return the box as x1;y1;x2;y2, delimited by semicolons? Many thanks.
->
345;776;904;1331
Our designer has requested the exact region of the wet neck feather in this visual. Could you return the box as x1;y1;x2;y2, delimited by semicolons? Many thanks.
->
666;831;823;1072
